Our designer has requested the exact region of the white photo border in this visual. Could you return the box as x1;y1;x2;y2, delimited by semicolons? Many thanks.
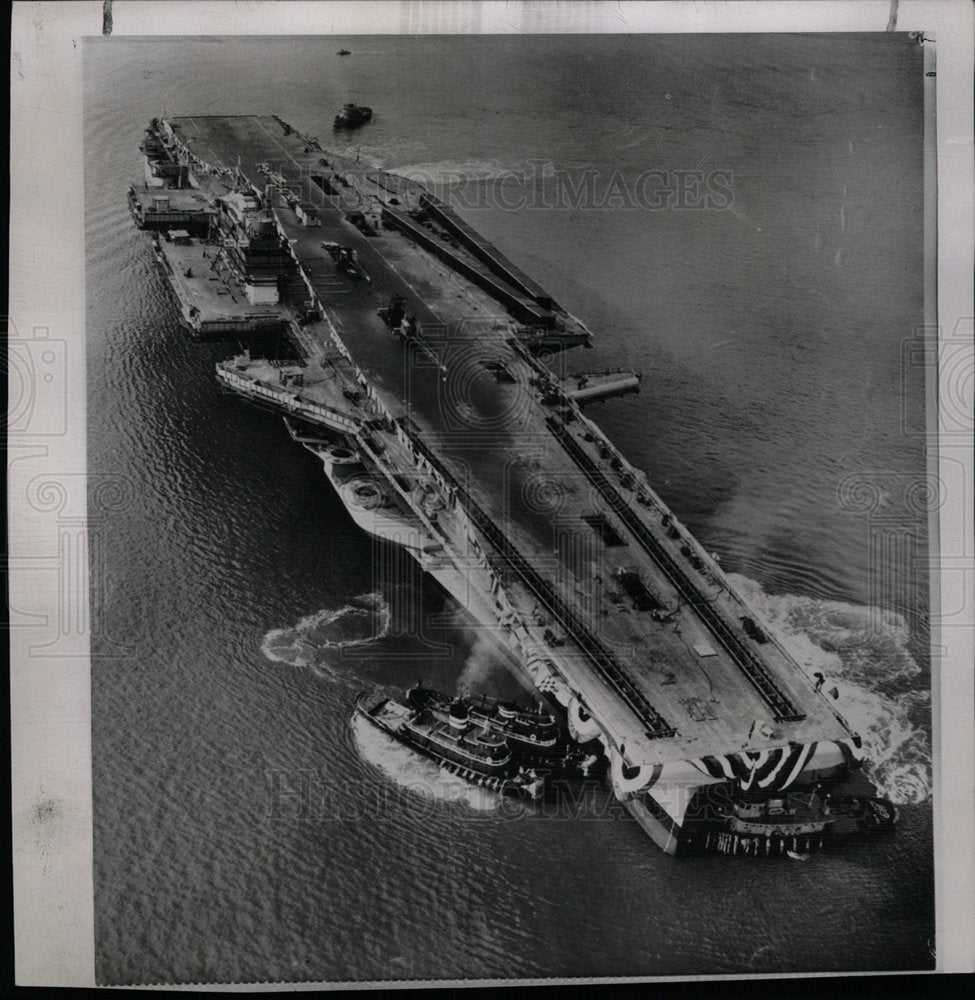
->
9;0;974;987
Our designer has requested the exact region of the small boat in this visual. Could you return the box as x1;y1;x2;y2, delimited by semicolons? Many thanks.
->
333;103;373;129
355;691;546;799
337;49;351;56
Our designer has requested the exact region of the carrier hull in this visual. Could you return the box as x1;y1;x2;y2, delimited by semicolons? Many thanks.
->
131;114;899;856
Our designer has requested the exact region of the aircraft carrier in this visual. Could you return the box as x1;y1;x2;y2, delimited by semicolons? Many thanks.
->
130;115;897;856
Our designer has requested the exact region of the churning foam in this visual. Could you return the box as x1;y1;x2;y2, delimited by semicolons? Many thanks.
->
261;592;391;675
267;580;929;805
350;712;509;814
727;574;931;804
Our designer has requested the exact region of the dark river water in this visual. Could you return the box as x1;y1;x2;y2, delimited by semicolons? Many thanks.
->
86;33;933;983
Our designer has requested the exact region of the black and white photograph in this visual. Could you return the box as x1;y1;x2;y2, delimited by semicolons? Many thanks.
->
9;0;974;990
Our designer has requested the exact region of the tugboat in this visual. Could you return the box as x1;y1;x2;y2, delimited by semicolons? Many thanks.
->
408;685;560;750
678;765;899;857
355;691;546;799
405;685;607;780
333;103;373;129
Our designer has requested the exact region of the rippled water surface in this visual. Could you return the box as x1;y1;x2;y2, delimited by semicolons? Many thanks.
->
87;33;932;983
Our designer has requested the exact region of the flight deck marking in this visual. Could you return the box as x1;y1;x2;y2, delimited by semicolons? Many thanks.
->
354;234;450;375
254;116;305;172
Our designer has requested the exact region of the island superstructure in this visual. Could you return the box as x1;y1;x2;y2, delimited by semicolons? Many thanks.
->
130;115;895;856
